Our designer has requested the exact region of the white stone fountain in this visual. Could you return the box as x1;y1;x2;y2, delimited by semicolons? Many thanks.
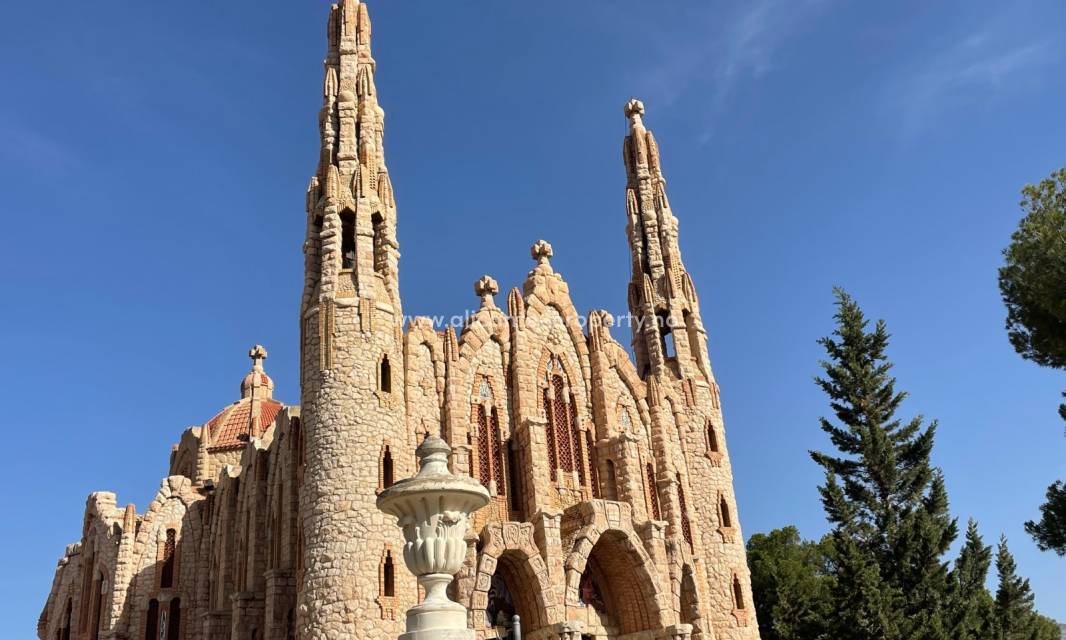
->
376;435;490;640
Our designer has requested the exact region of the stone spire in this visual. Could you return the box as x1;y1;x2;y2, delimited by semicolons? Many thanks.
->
302;0;400;317
622;99;709;381
298;4;413;638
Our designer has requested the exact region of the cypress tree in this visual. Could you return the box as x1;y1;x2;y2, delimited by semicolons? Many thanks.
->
946;519;994;640
993;536;1047;640
811;289;957;639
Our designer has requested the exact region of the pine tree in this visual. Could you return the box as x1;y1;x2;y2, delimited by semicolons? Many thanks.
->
993;536;1047;640
811;289;957;639
1024;480;1066;556
946;520;994;640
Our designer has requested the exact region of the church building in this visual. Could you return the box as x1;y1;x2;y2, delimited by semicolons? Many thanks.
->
37;3;760;639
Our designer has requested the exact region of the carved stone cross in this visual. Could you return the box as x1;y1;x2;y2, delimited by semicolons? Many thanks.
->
249;344;268;370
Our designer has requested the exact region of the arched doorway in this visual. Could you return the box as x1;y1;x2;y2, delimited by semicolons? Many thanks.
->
473;522;557;636
482;551;540;639
568;530;664;638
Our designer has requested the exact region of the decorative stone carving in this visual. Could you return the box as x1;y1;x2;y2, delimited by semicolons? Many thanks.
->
377;437;490;640
624;98;645;120
475;275;499;308
530;240;554;270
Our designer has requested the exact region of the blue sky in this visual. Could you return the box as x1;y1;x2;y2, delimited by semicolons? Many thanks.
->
2;0;1064;632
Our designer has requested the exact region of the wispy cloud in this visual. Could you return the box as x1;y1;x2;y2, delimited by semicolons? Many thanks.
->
0;119;81;176
890;31;1055;138
618;0;831;139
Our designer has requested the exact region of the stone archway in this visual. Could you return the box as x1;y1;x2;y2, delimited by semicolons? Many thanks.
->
566;529;666;637
471;523;559;636
563;501;669;638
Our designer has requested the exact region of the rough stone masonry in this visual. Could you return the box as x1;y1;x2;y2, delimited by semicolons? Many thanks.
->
37;2;761;639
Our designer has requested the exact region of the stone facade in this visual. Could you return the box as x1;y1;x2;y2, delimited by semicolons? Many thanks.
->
37;2;761;640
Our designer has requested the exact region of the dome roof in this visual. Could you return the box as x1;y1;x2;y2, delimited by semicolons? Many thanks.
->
240;344;274;400
203;345;282;452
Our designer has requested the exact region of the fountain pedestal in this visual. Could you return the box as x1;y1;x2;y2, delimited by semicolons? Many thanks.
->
376;436;490;640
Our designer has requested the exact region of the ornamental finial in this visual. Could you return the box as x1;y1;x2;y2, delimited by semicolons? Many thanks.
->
474;275;499;307
531;239;553;266
248;344;268;371
624;98;645;126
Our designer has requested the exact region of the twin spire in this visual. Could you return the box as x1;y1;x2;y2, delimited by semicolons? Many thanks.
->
305;3;701;381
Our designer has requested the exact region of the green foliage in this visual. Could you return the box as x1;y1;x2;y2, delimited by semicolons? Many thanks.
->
1024;481;1066;555
998;167;1066;555
1028;615;1062;640
746;289;1061;639
998;167;1066;374
993;536;1050;640
946;520;995;640
746;526;833;640
810;289;957;638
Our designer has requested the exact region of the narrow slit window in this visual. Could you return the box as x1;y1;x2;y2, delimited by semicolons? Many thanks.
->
733;575;745;610
383;551;395;597
707;423;720;453
340;211;355;270
658;311;675;358
382;446;394;489
379;355;392;393
507;438;522;513
605;460;619;501
720;495;733;528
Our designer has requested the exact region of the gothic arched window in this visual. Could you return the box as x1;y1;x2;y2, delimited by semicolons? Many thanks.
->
160;529;177;589
677;473;693;548
720;494;733;528
144;599;158;640
543;386;558;481
645;463;661;521
59;599;71;640
552;375;573;474
491;408;505;495
168;598;181;640
475;404;492;489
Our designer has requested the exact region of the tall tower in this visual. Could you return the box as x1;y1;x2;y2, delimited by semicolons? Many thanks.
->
623;98;759;639
623;98;709;382
299;1;410;638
